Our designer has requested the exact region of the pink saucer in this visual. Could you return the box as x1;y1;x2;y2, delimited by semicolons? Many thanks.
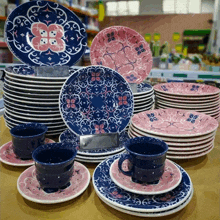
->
110;159;182;195
17;162;90;204
0;138;55;166
90;26;153;84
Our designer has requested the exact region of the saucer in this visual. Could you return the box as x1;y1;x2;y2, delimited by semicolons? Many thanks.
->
110;159;182;195
0;138;55;166
17;161;90;204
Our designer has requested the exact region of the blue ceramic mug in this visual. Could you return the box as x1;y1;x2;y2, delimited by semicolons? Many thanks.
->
118;136;168;184
10;123;48;159
32;142;77;192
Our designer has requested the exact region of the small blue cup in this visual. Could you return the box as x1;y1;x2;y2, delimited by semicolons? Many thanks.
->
10;123;48;159
118;137;168;184
32;142;77;191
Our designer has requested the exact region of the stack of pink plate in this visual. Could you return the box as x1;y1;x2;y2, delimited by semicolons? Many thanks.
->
128;108;219;159
154;83;220;122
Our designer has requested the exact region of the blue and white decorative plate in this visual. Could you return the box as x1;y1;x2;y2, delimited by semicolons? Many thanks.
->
59;66;134;136
5;0;87;66
92;154;192;212
136;83;153;94
59;129;130;156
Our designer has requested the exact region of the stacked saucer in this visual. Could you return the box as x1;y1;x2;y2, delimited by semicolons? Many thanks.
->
154;82;220;121
93;154;193;217
59;129;129;163
128;108;219;159
3;65;79;135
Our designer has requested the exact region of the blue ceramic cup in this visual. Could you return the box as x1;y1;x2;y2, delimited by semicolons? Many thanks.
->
10;123;48;159
32;142;77;191
118;137;168;184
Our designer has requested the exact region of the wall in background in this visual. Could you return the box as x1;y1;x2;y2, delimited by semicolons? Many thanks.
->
99;13;213;51
201;0;215;13
139;0;163;15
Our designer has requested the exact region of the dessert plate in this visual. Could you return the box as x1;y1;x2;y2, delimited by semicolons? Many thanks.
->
110;159;182;195
93;154;192;212
131;108;219;137
0;138;54;166
90;26;152;84
134;100;154;110
135;83;153;94
59;66;134;135
5;1;87;66
17;162;90;204
153;83;220;96
59;129;129;156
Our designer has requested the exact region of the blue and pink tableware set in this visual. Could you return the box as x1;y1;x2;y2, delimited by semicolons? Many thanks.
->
4;0;220;216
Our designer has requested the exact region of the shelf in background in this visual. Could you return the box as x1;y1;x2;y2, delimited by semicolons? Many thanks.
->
0;16;7;21
86;29;99;34
0;42;8;48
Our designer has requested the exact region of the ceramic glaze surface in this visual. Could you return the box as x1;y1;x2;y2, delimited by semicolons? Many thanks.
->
154;83;220;96
90;26;152;84
17;162;90;204
132;108;219;137
93;154;192;212
5;1;87;66
59;66;134;135
136;83;153;93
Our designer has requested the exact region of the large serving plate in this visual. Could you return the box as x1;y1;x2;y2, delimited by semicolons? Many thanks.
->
154;83;220;97
5;1;87;66
59;66;134;135
90;26;152;84
131;108;219;137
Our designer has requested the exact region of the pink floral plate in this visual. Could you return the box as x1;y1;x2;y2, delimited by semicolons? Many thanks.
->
90;26;153;84
153;83;220;96
131;109;219;137
17;162;90;204
0;138;55;166
110;159;182;195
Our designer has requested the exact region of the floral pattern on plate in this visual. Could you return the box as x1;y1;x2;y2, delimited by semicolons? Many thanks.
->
59;66;134;136
110;159;182;195
92;154;192;212
59;129;129;156
17;162;90;204
131;108;219;137
0;138;54;166
154;83;220;96
5;1;87;66
90;26;152;84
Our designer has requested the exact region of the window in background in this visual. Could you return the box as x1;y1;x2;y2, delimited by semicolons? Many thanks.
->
106;0;140;16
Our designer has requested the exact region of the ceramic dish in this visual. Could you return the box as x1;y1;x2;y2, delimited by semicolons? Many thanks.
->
134;91;154;98
134;100;154;110
5;1;87;67
59;66;134;135
135;83;153;94
93;154;192;212
90;26;152;84
75;157;104;163
153;83;220;96
134;96;155;104
97;189;193;217
59;129;129;156
0;138;54;166
17;162;90;204
131;108;219;137
133;106;154;114
110;159;182;195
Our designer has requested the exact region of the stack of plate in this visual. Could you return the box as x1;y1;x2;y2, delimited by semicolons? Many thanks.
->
154;82;220;121
133;83;154;114
128;108;219;159
92;154;193;217
59;129;128;163
3;65;79;135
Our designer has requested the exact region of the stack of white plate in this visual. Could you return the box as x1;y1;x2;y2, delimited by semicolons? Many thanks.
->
154;82;220;121
3;65;79;136
128;108;219;159
59;129;129;163
133;83;154;114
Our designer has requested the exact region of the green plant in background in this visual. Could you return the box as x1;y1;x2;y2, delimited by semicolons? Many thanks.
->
191;56;201;64
160;54;168;62
171;54;181;64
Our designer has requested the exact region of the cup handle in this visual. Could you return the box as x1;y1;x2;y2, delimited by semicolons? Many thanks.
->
118;154;133;176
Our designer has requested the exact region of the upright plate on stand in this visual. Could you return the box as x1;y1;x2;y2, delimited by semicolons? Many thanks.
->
90;26;152;84
59;66;134;135
5;0;87;66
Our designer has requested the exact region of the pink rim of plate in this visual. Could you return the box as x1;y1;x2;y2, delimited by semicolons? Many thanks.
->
0;138;55;166
131;108;219;137
110;159;182;195
90;26;153;84
153;83;220;96
17;162;90;204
